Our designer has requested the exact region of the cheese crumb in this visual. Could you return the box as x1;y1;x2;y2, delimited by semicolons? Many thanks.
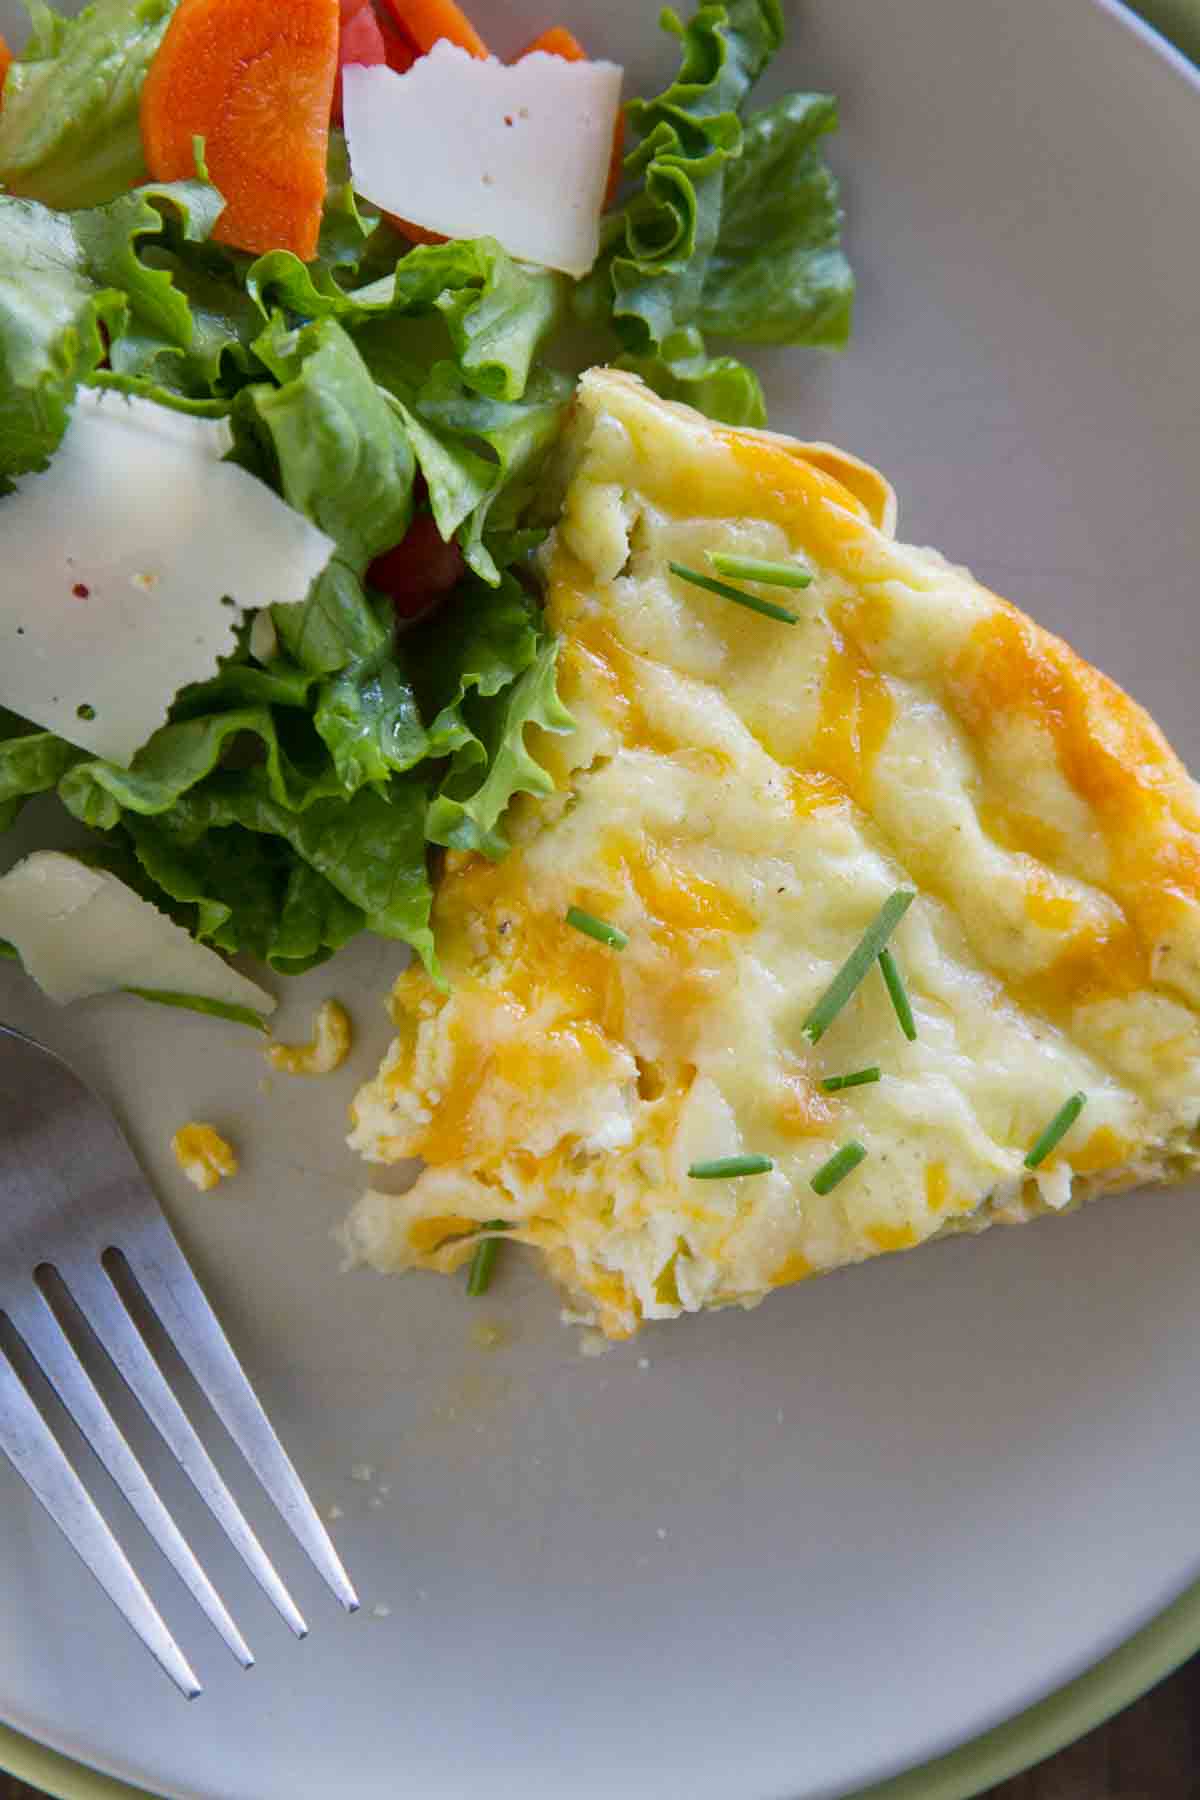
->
267;1000;353;1076
171;1123;238;1192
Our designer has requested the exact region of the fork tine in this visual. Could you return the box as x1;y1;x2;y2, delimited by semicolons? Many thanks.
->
9;1289;254;1669
0;1336;201;1698
59;1258;309;1638
124;1217;359;1613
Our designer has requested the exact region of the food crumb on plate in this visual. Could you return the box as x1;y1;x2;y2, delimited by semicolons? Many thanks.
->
579;1330;609;1358
267;999;352;1076
637;1357;650;1371
327;1504;344;1521
351;1462;375;1483
371;1604;391;1619
171;1123;237;1192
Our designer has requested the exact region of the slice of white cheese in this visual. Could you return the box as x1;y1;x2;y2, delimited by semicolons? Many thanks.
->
0;851;276;1015
0;389;334;767
344;45;623;278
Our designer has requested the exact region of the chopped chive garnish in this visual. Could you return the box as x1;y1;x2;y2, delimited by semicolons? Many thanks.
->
1024;1093;1087;1169
708;552;812;590
810;1140;868;1195
566;905;628;950
877;947;917;1041
688;1154;774;1179
802;890;916;1044
466;1220;510;1297
668;561;800;625
822;1066;882;1092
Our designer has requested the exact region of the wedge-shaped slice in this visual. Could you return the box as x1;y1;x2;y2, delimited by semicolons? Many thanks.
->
345;368;1200;1339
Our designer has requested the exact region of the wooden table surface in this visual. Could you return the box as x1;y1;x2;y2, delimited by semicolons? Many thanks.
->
3;1652;1198;1798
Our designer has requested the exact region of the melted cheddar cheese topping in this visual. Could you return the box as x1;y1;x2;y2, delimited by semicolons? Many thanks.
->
344;370;1200;1339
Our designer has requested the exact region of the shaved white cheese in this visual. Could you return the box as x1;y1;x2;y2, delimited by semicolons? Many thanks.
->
0;389;334;766
344;45;623;278
0;851;276;1015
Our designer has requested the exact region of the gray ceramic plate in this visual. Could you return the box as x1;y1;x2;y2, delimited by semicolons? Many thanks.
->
2;2;1200;1796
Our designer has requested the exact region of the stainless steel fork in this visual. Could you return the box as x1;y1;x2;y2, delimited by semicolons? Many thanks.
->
0;1023;358;1696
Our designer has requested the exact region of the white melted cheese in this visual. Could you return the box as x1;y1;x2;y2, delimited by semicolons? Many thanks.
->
0;389;334;766
0;851;275;1014
344;45;622;277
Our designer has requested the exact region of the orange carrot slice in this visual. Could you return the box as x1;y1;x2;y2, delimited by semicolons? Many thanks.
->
517;24;584;60
378;0;487;58
141;0;339;262
0;32;12;97
515;25;625;208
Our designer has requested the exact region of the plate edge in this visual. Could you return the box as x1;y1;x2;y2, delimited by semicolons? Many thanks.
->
2;4;1200;1800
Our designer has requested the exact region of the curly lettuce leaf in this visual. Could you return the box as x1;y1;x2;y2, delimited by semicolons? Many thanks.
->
0;178;225;479
245;316;415;570
56;705;344;830
153;770;436;970
697;93;853;345
240;317;415;672
578;1;852;422
405;574;542;759
117;815;285;953
0;715;81;831
363;236;564;403
386;391;496;548
317;129;382;276
119;816;364;973
246;234;563;401
270;860;368;974
0;198;124;478
314;642;430;793
425;637;574;858
577;2;781;345
171;658;318;717
0;0;178;210
411;363;572;583
111;243;263;397
615;325;766;426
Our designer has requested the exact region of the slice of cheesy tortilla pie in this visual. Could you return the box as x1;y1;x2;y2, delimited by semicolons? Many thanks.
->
346;369;1200;1340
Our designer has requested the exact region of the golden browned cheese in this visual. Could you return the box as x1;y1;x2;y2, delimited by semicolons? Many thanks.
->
344;370;1200;1339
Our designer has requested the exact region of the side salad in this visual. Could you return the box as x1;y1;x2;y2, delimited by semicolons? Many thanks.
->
0;0;854;993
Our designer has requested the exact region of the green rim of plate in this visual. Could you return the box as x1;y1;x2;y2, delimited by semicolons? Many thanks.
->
2;4;1200;1798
